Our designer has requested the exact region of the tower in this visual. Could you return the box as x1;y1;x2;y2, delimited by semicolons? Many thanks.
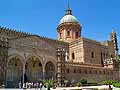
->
57;5;81;42
110;29;118;58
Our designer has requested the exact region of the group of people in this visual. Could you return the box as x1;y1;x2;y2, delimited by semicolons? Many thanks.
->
18;82;45;90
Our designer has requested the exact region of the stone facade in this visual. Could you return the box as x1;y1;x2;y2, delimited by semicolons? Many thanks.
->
0;6;119;87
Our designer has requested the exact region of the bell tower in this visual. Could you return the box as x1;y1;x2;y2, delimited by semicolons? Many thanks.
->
57;5;81;42
110;29;118;58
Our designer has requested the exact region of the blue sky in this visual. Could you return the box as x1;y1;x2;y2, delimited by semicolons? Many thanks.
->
0;0;120;54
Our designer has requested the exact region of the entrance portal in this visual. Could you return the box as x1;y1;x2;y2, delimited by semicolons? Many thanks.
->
6;57;22;88
45;61;56;80
25;56;43;82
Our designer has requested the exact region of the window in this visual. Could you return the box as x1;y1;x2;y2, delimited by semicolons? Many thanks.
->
95;70;97;74
60;33;62;38
111;54;113;58
67;56;69;60
15;63;17;66
99;71;102;74
67;31;70;36
89;70;92;74
101;52;104;67
74;69;76;73
72;53;75;59
38;62;42;67
75;32;79;38
85;70;87;74
66;69;70;73
79;69;81;73
103;71;105;74
91;52;94;58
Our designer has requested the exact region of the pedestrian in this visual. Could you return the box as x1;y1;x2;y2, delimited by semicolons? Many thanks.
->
41;84;45;90
39;82;42;90
109;85;112;90
19;82;21;89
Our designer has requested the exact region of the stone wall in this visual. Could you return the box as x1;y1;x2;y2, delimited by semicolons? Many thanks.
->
65;63;114;83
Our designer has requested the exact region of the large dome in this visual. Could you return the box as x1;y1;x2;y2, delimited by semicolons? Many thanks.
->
59;15;79;25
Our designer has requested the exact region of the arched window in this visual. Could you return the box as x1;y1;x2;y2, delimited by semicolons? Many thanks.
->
79;69;81;73
75;32;79;38
60;33;62;38
74;69;76;73
67;31;70;36
91;52;94;58
66;69;70;73
72;53;75;59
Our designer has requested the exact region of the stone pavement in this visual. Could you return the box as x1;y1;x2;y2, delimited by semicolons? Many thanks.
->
0;85;116;90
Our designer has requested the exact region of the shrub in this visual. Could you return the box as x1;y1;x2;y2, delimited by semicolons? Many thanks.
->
113;82;120;88
43;79;53;90
75;82;82;87
80;79;87;85
87;82;98;86
99;80;117;85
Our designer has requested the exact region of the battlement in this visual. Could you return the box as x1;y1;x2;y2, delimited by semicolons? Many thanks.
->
0;26;32;39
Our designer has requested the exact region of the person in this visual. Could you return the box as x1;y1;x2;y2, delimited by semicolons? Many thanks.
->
109;85;112;90
19;82;22;89
41;84;45;90
39;82;42;90
31;82;33;88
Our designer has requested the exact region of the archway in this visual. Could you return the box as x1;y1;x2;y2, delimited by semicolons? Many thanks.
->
25;56;43;82
45;61;56;80
6;57;22;88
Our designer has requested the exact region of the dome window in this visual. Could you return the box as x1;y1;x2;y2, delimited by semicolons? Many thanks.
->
67;31;70;36
75;32;79;38
59;33;62;39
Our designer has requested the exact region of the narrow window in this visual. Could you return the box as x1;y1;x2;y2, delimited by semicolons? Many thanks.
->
101;53;104;67
79;69;81;73
103;71;105;74
38;62;42;67
75;32;79;38
95;70;97;74
91;52;94;58
60;33;62;38
72;53;75;59
67;69;70;73
15;63;17;67
89;70;92;74
74;69;76;73
67;31;70;36
85;70;87;74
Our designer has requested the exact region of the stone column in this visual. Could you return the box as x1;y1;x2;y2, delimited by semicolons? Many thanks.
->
22;63;25;88
56;48;62;87
56;48;66;87
61;49;65;86
42;67;46;80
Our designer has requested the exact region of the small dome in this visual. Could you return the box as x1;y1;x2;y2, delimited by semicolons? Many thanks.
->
59;15;79;25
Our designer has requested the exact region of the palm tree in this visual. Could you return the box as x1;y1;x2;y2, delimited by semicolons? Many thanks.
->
43;80;53;90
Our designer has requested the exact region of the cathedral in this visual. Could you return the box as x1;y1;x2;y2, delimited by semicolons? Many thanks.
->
0;6;119;87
